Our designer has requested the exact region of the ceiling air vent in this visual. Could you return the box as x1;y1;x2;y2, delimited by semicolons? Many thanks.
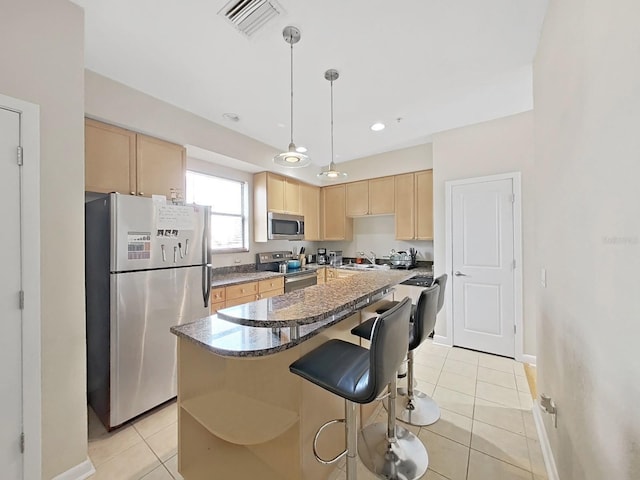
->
219;0;283;37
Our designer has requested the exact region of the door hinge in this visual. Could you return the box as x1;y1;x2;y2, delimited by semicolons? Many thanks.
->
514;324;517;334
17;146;23;166
20;433;24;453
512;259;516;270
509;193;515;203
19;290;24;310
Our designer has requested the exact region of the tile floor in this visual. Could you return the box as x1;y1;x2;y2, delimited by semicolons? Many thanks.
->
87;340;545;480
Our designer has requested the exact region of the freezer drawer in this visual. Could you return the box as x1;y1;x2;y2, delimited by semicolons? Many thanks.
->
109;266;209;427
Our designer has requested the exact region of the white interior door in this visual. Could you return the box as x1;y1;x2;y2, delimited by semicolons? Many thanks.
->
0;106;23;478
451;177;516;357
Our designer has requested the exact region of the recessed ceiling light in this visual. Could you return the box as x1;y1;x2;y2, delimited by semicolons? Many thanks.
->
296;146;307;153
222;113;240;122
370;122;385;131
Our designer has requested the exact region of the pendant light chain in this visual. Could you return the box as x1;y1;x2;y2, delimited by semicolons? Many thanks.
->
290;40;294;145
330;77;335;167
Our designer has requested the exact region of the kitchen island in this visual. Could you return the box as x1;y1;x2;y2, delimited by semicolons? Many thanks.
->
170;269;413;480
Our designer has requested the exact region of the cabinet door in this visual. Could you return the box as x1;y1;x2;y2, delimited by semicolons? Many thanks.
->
322;185;350;240
415;170;434;240
300;184;321;241
225;294;258;308
395;173;415;240
345;181;369;216
368;176;395;215
136;134;185;198
284;178;301;214
266;173;285;212
258;277;285;294
85;118;136;194
226;282;258;301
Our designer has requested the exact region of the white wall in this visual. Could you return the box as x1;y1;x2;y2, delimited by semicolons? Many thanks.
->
534;0;640;478
0;1;87;478
432;111;536;355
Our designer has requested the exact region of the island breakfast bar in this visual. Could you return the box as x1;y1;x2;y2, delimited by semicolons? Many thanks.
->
170;269;414;480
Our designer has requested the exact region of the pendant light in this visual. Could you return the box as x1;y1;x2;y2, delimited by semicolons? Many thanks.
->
318;69;347;179
273;26;310;168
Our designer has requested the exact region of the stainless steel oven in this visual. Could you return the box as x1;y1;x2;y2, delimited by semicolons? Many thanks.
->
284;269;318;293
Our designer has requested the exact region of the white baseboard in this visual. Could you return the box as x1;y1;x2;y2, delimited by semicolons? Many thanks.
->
52;458;95;480
520;353;536;365
432;334;452;347
532;400;560;480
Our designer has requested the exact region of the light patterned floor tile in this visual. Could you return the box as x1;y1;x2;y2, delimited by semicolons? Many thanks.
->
146;422;177;462
477;367;517;390
513;362;527;377
418;341;451;358
443;358;478;379
414;364;444;384
471;420;531;472
88;424;143;468
447;348;480;365
140;465;174;480
478;354;516;373
522;411;538;440
437;371;477;396
414;352;447;370
423;407;473;446
467;449;533;480
432;386;475;418
418;430;470;480
425;469;450;480
519;392;534;410
134;402;177;439
473;398;525;436
90;441;160;480
476;381;521;409
164;454;183;480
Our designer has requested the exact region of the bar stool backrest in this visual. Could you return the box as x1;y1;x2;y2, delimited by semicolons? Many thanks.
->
409;284;440;351
433;274;448;314
366;296;412;403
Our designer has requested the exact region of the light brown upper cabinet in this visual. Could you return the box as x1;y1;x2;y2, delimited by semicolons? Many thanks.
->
85;118;186;198
345;177;395;217
265;173;300;214
394;170;433;240
415;170;434;240
300;183;321;241
254;172;303;242
321;184;353;241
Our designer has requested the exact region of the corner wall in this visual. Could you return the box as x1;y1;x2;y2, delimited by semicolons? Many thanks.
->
533;0;640;478
432;111;537;356
0;1;87;478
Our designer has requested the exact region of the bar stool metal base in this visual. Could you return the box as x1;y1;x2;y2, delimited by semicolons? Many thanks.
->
395;389;441;426
358;423;428;480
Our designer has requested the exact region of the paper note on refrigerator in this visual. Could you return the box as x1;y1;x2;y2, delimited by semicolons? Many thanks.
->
156;205;196;230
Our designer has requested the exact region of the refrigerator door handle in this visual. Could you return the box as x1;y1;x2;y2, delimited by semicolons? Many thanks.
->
201;207;211;308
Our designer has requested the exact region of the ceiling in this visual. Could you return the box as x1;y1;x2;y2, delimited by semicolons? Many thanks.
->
72;0;548;167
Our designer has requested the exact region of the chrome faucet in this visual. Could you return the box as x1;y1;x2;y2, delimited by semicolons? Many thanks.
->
356;250;376;265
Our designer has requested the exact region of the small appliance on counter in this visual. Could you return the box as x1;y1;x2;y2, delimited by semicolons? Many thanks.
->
256;251;317;293
389;249;417;269
328;250;343;267
317;248;327;265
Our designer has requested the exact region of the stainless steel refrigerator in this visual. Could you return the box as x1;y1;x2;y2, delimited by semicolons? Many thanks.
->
85;194;211;430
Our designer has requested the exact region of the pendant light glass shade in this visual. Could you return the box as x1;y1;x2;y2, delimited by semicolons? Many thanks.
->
273;26;310;168
318;69;347;179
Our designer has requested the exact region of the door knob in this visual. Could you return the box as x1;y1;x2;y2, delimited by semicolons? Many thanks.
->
454;271;468;277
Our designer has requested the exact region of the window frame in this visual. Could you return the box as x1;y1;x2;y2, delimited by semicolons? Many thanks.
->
185;170;249;253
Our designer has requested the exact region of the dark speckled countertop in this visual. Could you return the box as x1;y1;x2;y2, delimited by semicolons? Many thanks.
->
171;269;414;357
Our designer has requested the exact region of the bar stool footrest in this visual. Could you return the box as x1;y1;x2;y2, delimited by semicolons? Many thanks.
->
313;418;348;465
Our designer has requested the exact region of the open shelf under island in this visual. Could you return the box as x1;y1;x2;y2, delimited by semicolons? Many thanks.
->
170;269;414;480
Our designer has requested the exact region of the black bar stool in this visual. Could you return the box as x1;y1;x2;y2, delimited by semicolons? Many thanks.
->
290;297;425;479
352;275;447;429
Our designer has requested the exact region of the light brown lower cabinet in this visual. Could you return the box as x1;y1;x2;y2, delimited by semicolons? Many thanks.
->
210;277;285;313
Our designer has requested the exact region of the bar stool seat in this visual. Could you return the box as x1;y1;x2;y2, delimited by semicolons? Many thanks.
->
290;297;425;479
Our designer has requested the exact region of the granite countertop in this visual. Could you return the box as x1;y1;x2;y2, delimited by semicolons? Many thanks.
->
217;270;413;327
210;270;283;288
171;269;414;358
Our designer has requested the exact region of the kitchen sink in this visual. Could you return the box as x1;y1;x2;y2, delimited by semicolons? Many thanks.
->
339;263;391;271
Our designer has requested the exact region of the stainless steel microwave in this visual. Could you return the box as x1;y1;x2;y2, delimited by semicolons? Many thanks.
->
268;212;305;240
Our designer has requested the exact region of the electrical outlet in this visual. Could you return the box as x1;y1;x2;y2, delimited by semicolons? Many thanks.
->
234;258;241;264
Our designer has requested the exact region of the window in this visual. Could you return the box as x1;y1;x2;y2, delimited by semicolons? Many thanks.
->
186;171;248;252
